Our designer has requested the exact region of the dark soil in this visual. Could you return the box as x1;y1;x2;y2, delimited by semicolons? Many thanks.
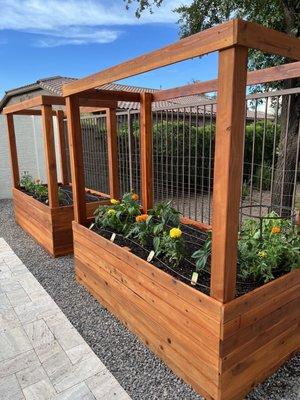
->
91;223;265;297
20;185;106;206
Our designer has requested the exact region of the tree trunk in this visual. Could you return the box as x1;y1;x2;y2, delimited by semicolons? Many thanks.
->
271;77;300;217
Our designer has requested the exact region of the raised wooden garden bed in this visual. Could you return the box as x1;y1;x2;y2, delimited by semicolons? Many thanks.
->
13;188;107;257
73;222;300;400
4;95;117;257
62;19;300;400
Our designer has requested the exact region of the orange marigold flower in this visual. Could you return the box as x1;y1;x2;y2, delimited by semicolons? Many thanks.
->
271;226;281;234
136;214;148;223
132;193;139;201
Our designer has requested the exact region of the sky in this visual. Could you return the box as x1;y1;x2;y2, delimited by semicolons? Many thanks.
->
0;0;218;98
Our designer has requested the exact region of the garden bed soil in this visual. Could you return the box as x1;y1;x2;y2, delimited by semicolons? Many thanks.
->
91;223;283;297
20;184;106;206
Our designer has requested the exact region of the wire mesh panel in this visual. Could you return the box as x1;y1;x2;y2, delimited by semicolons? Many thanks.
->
241;88;300;223
116;111;141;198
64;115;109;194
152;104;215;224
62;86;299;226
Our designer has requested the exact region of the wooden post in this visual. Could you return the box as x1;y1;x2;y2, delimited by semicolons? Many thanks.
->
56;110;69;185
41;105;59;208
65;95;87;224
210;46;248;303
140;92;153;211
106;108;119;199
5;114;20;188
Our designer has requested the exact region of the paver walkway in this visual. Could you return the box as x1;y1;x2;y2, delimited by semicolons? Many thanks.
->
0;238;131;400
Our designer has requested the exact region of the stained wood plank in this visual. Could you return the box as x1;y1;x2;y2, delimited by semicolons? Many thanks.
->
140;92;153;211
74;237;221;344
236;19;300;61
75;260;219;399
210;45;248;303
106;108;119;199
3;96;43;114
76;266;217;400
223;270;300;323
63;20;236;96
153;61;300;101
65;95;87;224
73;221;222;318
41;105;59;208
5;114;19;188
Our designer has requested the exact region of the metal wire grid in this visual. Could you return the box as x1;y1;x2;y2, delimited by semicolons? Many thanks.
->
61;86;299;226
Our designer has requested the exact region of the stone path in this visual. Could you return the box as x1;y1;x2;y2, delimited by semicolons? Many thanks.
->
0;238;131;400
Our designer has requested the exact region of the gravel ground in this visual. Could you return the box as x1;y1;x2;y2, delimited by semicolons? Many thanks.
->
0;199;299;400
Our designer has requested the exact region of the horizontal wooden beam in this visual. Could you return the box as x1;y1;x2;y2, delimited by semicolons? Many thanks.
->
153;60;300;101
236;20;300;61
13;109;59;116
63;19;300;97
3;95;65;115
63;20;236;96
41;95;65;106
80;88;141;102
3;96;44;114
78;97;118;109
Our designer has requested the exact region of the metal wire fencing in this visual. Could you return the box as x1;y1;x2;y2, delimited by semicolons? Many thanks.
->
63;86;300;226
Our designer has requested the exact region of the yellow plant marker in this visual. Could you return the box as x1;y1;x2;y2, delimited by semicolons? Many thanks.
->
191;272;198;286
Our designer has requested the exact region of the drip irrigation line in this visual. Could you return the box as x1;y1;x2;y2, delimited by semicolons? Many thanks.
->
97;227;210;291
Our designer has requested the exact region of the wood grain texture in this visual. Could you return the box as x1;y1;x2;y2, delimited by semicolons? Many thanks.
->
5;114;20;188
140;92;153;211
210;46;248;303
73;222;300;400
73;222;222;400
41;105;59;208
13;188;104;257
65;95;87;224
153;61;300;101
106;108;119;199
236;19;300;61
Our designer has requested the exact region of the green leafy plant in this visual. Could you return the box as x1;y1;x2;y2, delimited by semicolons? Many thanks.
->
94;192;141;234
149;201;181;236
19;172;67;205
153;227;185;266
191;231;211;272
192;212;300;283
238;212;300;282
126;213;153;246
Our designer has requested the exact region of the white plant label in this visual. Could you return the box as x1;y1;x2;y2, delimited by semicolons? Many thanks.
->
191;272;198;286
147;250;155;262
110;233;116;242
89;223;95;230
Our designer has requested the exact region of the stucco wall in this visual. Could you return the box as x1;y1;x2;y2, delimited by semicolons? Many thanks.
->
0;114;62;199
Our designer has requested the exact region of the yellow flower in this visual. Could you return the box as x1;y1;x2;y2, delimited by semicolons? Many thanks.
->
107;209;116;216
136;214;148;223
271;226;281;234
169;227;182;239
258;250;267;259
110;199;119;205
132;193;139;201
